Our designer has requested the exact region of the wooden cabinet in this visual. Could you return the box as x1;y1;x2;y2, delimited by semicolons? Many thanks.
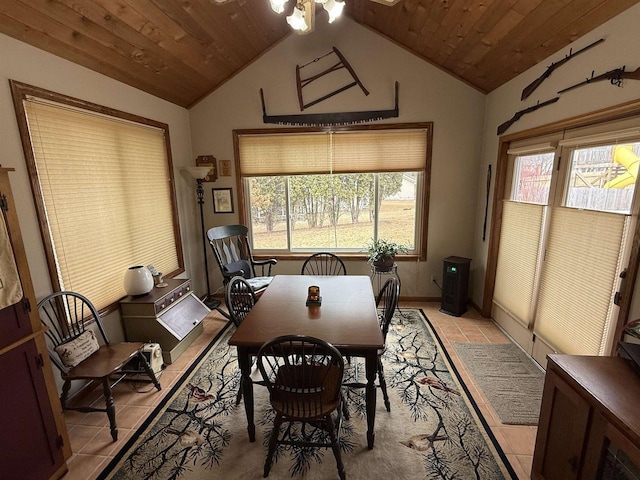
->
120;278;208;364
0;167;70;479
533;354;640;480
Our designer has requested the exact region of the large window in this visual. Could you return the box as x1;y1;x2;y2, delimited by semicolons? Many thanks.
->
11;81;183;314
234;124;432;257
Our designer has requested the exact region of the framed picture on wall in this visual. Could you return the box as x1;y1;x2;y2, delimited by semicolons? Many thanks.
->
219;159;232;176
212;188;234;214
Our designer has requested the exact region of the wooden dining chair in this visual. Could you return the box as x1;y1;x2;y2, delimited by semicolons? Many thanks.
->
225;276;258;405
257;335;346;480
207;224;277;295
38;291;161;441
344;276;400;412
225;276;257;328
301;252;347;276
376;276;400;411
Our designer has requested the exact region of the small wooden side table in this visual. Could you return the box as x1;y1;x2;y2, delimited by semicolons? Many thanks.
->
120;278;208;364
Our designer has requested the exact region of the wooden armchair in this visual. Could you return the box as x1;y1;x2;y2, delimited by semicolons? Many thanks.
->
207;224;277;294
38;291;161;441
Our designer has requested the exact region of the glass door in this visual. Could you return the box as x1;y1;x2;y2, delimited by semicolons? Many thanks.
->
532;142;640;360
493;136;640;365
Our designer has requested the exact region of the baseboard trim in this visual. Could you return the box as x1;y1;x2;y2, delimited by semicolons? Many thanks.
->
401;296;441;302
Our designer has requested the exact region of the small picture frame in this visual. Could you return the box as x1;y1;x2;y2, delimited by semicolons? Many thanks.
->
212;188;234;214
219;159;232;176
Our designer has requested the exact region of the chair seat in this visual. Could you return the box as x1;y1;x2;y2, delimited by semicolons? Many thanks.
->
63;342;144;379
272;397;341;419
247;276;273;292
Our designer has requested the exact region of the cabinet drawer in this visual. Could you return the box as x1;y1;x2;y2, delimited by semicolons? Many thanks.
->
154;281;191;314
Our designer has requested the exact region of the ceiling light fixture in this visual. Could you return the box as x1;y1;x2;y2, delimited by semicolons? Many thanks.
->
214;0;400;34
275;0;399;34
286;0;316;33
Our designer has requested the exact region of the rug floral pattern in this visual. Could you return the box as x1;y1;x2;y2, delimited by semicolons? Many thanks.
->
102;310;515;480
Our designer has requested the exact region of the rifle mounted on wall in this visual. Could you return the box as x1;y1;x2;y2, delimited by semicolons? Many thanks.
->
558;65;640;94
520;38;604;101
497;97;559;135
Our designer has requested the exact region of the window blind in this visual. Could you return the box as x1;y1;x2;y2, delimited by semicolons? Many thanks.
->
506;142;556;156
533;207;626;355
238;129;428;176
24;99;180;311
558;128;640;147
493;201;545;327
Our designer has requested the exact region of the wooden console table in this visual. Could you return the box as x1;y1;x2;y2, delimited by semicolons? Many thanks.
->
532;354;640;480
120;278;208;364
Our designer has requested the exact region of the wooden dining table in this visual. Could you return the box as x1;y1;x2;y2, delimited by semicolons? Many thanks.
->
228;274;384;449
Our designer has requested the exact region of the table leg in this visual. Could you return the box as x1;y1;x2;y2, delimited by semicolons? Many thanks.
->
237;346;255;442
365;350;377;449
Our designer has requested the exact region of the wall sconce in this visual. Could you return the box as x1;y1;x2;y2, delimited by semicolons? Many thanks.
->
195;155;217;182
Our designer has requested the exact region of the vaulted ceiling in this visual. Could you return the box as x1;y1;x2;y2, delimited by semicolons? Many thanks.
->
0;0;637;108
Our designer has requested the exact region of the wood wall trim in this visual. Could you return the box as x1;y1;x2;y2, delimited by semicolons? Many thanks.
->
482;140;509;317
484;97;640;349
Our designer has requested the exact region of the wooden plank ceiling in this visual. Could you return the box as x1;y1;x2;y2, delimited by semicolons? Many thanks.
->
0;0;637;108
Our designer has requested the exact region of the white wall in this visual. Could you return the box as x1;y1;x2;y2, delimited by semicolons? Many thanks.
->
0;33;200;342
189;16;486;299
471;2;640;310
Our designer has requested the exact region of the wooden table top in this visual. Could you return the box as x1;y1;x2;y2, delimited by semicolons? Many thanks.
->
548;354;640;446
228;275;383;351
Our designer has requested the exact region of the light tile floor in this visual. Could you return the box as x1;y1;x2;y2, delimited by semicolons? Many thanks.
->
61;302;536;479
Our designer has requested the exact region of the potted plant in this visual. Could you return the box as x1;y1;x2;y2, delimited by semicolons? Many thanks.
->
365;238;408;272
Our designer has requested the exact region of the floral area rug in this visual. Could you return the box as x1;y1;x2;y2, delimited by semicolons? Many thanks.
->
98;309;516;479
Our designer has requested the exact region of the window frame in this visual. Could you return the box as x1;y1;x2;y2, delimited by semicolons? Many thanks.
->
232;123;432;261
10;80;184;316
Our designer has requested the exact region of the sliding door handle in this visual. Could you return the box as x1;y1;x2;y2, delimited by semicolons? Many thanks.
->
614;268;628;306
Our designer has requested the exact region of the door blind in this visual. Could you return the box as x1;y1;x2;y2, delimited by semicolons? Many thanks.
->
533;207;626;355
493;201;545;327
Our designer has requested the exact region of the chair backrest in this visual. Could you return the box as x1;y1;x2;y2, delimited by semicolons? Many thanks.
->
257;335;344;420
207;225;255;281
38;291;107;371
225;276;257;327
301;252;347;276
376;277;400;342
